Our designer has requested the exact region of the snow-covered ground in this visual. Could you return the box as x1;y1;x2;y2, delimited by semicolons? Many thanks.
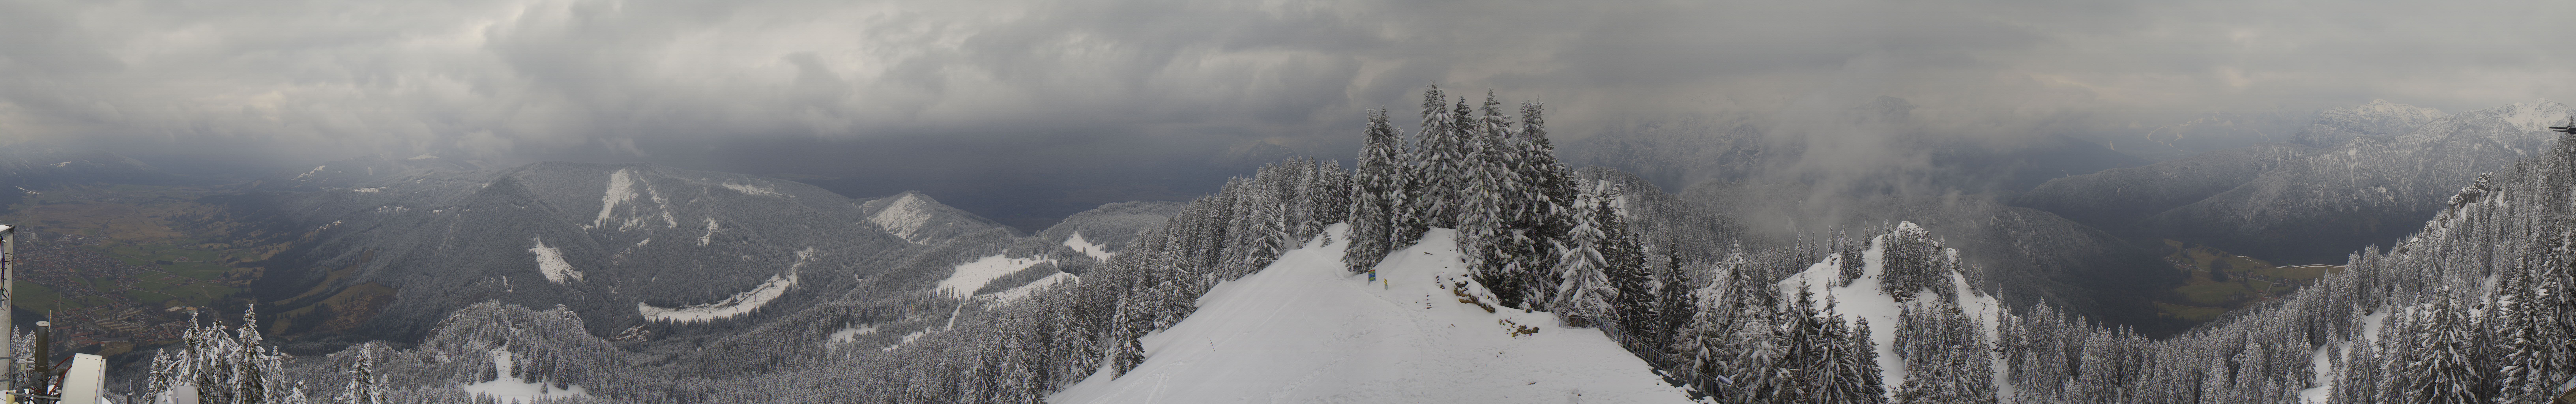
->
2300;307;2390;403
828;324;881;343
1776;227;2012;400
1050;225;1692;404
870;193;935;243
590;168;675;231
527;237;582;283
637;248;811;322
1064;233;1115;261
937;254;1055;296
461;350;591;403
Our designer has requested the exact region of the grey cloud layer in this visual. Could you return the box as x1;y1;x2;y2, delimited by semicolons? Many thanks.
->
2;0;2571;164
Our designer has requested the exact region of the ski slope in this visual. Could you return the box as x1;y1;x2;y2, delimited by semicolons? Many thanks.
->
1051;225;1692;404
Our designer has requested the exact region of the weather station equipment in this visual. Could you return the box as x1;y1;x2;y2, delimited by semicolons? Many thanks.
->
0;226;110;404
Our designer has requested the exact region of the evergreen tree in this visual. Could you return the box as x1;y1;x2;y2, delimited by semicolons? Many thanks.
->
2403;296;2490;404
336;342;387;404
1671;285;1730;398
1604;187;1656;341
1551;186;1615;323
1652;240;1696;346
149;307;298;404
1339;110;1401;274
1833;317;1889;404
1394;86;1454;242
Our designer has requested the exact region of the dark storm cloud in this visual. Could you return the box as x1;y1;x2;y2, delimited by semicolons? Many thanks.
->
2;0;2571;177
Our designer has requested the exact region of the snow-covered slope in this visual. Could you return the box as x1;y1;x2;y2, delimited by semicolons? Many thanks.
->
1777;224;2012;399
936;254;1057;296
1051;225;1692;403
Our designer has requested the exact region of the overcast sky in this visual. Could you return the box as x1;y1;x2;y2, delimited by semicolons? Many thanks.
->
5;0;2572;227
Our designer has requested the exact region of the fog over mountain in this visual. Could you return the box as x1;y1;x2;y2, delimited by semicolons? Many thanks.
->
8;0;2576;229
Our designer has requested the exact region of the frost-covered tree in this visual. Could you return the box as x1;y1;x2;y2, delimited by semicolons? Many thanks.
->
148;307;297;404
1550;186;1615;323
334;342;387;404
1346;110;1405;274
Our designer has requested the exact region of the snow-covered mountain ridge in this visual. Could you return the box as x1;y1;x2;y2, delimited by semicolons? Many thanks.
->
1053;225;1692;403
1779;222;2010;400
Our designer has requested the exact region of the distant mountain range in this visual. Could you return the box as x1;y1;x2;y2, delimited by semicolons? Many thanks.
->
2018;100;2570;264
178;158;1177;345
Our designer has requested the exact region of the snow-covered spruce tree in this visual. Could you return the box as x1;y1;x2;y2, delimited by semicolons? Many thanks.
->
1772;291;1896;404
148;307;298;404
1344;109;1404;274
1834;230;1864;287
1670;288;1728;398
1671;249;1764;399
1718;303;1782;404
2403;294;2491;404
1888;291;1998;404
1106;296;1149;378
1768;288;1849;403
1243;165;1291;273
1393;85;1454;243
1648;240;1696;347
334;342;387;404
1505;101;1579;310
1828;316;1888;404
1456;93;1514;292
1307;159;1351;238
1601;187;1656;343
1550;185;1616;324
2491;261;2554;404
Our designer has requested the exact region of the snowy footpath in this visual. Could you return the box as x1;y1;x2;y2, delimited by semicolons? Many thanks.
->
1050;226;1693;403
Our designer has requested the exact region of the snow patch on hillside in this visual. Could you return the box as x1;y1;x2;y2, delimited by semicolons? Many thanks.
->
937;254;1054;296
988;272;1076;304
1063;233;1114;261
591;168;676;231
828;325;881;343
722;182;783;197
870;194;934;243
1778;231;2011;400
1050;225;1692;404
528;237;581;283
883;330;929;352
637;248;812;323
460;349;591;403
593;169;638;230
699;217;721;246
